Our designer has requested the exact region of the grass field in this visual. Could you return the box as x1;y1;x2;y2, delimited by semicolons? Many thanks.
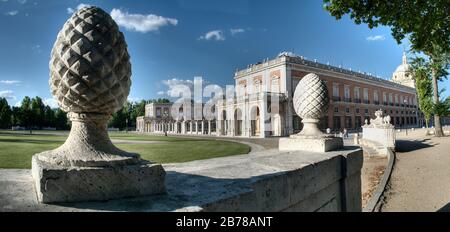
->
0;130;250;169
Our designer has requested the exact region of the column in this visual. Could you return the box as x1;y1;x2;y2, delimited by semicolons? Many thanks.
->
201;121;205;135
259;99;266;138
195;121;199;134
190;121;193;134
208;121;211;135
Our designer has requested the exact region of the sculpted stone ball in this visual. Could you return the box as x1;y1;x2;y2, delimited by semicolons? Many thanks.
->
293;73;329;120
49;6;131;115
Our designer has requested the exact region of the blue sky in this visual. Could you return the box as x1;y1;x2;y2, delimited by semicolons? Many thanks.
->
0;0;448;107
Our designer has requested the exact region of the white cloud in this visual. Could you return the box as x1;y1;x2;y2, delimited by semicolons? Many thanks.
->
5;10;18;16
44;98;58;108
0;80;21;85
199;30;225;41
110;8;178;33
161;78;194;97
67;3;91;14
230;28;245;35
366;35;385;41
160;78;223;100
17;0;26;4
0;90;16;100
127;96;143;102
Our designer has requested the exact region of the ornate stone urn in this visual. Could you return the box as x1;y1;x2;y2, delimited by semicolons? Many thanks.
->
279;73;343;152
31;6;166;203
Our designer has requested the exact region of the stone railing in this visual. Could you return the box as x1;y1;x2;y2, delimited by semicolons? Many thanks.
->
2;147;364;212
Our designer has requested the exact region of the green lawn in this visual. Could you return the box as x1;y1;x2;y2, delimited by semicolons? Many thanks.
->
0;131;250;169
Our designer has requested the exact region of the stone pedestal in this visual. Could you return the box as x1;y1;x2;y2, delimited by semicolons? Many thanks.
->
279;136;343;153
32;156;166;203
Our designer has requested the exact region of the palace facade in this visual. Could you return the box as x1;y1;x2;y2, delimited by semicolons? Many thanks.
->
136;52;421;138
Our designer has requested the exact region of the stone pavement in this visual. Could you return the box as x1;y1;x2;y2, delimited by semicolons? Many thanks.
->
380;128;450;212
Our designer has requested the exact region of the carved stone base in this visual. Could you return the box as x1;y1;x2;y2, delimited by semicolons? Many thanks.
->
31;156;166;203
279;136;343;153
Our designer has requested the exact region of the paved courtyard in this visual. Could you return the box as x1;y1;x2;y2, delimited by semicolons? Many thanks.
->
380;128;450;212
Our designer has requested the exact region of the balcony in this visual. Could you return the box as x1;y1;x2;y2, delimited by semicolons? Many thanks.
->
354;99;361;103
363;100;370;104
332;96;341;102
383;102;388;106
395;103;400;107
374;101;380;105
344;97;352;103
389;103;394;106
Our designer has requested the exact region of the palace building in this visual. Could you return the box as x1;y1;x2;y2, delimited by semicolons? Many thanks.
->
136;52;421;138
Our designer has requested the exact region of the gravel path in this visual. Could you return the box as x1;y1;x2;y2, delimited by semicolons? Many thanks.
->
380;128;450;212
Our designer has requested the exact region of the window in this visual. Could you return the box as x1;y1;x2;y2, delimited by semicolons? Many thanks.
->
156;108;161;117
364;109;369;114
356;108;360;114
345;116;352;128
363;88;369;100
389;93;393;103
334;107;339;113
344;85;350;99
346;108;350;113
383;92;387;103
374;91;379;102
333;83;340;97
354;87;360;100
271;76;279;92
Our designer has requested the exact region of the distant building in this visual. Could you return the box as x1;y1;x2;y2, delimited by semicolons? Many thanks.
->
136;53;421;137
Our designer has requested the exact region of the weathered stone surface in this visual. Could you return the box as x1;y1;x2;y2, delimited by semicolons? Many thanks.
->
279;137;343;152
2;148;363;212
32;156;166;203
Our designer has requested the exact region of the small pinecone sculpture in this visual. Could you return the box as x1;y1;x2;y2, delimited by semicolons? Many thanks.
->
49;6;131;115
293;73;329;119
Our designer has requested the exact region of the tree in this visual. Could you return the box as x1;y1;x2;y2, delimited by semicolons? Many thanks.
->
323;0;450;136
31;96;45;129
411;57;433;129
54;108;69;130
20;96;33;133
11;106;22;126
44;105;56;128
0;97;12;129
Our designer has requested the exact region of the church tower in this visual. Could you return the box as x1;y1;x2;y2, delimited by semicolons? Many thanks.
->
392;52;415;88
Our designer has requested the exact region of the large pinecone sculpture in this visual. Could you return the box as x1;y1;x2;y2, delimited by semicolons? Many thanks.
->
293;73;329;119
49;6;131;115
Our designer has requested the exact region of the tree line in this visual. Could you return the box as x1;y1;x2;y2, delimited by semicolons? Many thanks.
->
0;96;170;131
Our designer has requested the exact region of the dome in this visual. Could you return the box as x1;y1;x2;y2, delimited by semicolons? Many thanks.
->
394;52;411;73
395;63;411;73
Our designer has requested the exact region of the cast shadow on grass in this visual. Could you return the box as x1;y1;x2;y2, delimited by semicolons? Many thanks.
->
395;139;435;153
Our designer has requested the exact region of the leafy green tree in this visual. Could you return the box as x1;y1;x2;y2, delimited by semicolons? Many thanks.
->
20;96;33;133
323;0;449;136
11;106;22;126
54;108;69;130
0;97;12;129
411;57;433;128
44;105;56;127
31;96;45;129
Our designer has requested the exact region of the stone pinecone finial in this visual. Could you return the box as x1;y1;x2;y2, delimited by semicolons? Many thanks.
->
49;6;131;115
293;73;329;120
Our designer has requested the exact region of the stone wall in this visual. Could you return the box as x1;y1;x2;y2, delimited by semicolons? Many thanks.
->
1;148;363;212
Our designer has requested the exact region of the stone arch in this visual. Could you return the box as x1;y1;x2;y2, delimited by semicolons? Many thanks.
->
234;108;243;136
272;113;282;136
250;105;260;137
